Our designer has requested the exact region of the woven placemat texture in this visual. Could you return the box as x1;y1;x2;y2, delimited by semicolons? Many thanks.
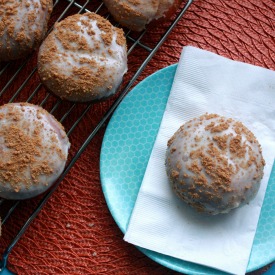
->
0;0;274;274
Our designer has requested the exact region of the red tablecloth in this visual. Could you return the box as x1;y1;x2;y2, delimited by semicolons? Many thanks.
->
0;0;274;274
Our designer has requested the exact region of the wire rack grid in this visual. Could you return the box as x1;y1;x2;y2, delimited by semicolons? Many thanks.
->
0;0;193;273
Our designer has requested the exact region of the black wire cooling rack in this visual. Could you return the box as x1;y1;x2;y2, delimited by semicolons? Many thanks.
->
0;0;193;272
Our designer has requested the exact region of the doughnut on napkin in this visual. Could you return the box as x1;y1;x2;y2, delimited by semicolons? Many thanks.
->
124;46;275;275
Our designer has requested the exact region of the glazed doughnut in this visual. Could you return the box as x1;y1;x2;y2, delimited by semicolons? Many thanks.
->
0;103;70;200
166;114;265;215
103;0;182;31
38;12;128;102
0;0;53;62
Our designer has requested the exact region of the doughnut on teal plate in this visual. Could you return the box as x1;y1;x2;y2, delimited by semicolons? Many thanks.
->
100;64;275;275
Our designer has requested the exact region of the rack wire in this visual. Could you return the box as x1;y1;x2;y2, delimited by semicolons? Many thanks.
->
0;0;193;273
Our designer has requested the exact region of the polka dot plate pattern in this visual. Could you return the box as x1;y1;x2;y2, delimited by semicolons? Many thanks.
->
100;64;275;274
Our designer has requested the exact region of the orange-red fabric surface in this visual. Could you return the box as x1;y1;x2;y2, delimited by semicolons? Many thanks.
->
0;0;274;274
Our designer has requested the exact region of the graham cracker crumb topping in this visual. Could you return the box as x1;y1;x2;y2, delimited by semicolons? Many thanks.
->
0;103;69;193
166;113;265;214
38;12;127;102
0;0;52;61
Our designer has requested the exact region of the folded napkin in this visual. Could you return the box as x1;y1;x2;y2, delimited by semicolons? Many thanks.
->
124;46;275;275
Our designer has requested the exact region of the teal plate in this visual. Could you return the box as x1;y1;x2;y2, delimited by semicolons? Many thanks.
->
100;64;275;275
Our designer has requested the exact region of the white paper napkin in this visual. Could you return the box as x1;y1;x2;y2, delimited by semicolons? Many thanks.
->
124;46;275;275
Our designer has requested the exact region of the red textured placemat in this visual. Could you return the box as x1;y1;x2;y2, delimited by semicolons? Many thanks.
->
0;0;274;274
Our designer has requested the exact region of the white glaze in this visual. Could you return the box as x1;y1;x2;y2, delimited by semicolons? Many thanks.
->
38;13;128;102
103;0;178;31
0;0;52;61
166;114;265;215
0;103;70;200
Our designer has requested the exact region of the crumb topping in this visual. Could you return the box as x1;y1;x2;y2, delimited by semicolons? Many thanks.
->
38;12;127;102
103;0;177;31
0;0;52;61
0;103;69;194
166;113;265;214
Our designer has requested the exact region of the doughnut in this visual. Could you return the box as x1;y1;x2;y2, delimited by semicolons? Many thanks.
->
38;12;128;102
166;114;265;215
103;0;182;31
0;103;70;200
0;0;53;62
